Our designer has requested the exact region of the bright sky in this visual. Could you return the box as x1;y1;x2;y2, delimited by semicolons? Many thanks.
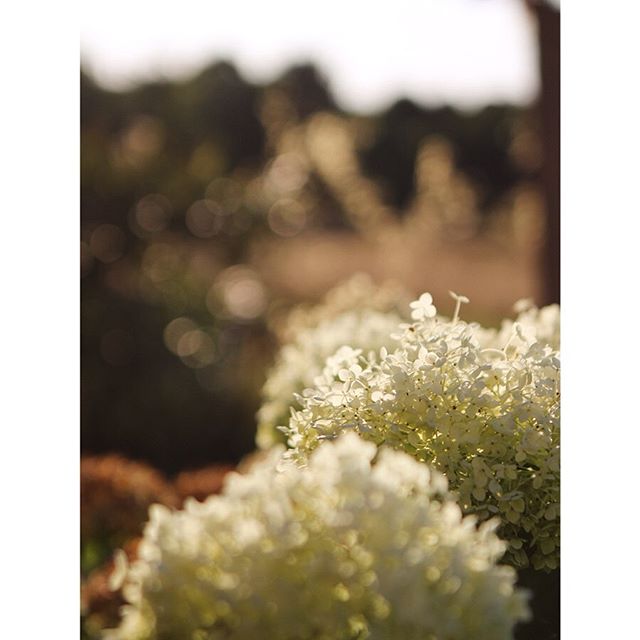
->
81;0;539;112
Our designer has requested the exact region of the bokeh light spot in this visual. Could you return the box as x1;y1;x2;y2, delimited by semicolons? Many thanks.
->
205;177;242;214
131;194;173;236
142;243;180;283
208;265;267;321
163;317;198;355
89;224;126;264
266;153;309;194
268;198;307;237
177;329;216;368
186;200;224;238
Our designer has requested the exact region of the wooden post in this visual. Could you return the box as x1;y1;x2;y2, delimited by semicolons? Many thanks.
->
532;1;560;305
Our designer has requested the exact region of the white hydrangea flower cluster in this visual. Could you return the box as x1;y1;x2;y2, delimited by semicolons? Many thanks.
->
285;293;560;571
279;273;410;340
257;275;409;449
107;434;529;640
477;299;560;355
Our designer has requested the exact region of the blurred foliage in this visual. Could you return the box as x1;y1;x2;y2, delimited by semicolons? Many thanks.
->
81;60;543;474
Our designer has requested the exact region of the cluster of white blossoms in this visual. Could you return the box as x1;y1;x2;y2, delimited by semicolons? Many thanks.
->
284;293;560;571
257;275;409;449
476;298;560;355
107;434;529;640
277;274;410;341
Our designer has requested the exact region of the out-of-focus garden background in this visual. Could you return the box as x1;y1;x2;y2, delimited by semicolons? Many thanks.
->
81;0;559;635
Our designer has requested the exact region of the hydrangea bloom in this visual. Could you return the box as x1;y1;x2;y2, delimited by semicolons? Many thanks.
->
107;434;529;640
256;275;409;449
409;293;437;321
285;295;560;571
494;299;560;354
278;274;410;340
